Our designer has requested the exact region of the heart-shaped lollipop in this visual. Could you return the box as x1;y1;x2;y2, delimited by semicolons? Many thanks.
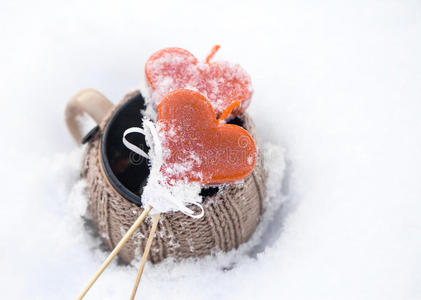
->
146;46;253;118
157;89;257;184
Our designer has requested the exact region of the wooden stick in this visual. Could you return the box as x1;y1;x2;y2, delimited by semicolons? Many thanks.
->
129;213;161;300
77;205;153;300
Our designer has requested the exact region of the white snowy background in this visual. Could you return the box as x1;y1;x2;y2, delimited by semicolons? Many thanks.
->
1;0;420;299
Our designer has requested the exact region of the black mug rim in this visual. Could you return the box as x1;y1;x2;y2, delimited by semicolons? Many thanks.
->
100;93;145;206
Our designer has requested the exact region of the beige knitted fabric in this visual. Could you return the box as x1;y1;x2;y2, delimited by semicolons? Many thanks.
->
82;91;266;264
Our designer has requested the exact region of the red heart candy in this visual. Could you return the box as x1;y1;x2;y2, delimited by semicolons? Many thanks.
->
146;46;253;118
157;89;257;184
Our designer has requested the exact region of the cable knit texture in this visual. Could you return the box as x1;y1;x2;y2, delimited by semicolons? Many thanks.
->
82;91;266;264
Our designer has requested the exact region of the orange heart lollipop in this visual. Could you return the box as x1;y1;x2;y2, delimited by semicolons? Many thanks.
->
157;89;257;184
146;46;253;118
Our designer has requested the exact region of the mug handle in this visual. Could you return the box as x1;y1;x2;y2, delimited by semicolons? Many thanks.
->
65;89;114;144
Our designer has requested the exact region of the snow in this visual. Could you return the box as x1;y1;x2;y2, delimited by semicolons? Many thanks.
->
1;0;421;299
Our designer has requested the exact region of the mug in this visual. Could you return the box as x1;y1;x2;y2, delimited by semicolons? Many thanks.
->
65;89;266;264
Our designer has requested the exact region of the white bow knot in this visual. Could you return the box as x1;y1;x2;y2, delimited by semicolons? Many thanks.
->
123;119;204;219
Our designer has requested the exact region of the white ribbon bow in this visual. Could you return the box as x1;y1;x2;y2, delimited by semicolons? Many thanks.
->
123;119;204;219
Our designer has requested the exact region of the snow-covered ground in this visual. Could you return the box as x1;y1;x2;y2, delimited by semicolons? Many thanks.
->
1;0;421;299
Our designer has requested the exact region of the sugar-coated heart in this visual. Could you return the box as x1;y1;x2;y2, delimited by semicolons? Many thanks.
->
157;89;257;184
146;46;253;118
